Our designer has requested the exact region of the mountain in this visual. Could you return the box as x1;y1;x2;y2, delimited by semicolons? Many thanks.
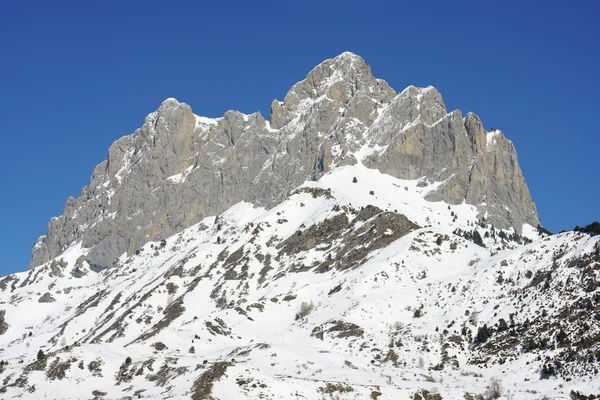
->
1;53;597;399
29;52;538;272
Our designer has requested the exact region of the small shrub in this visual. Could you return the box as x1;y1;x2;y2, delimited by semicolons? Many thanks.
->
487;376;503;399
125;356;132;365
540;363;556;379
430;363;444;371
152;342;167;351
318;382;354;394
296;301;314;320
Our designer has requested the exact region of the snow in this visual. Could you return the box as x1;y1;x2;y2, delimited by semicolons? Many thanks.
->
33;236;46;249
352;142;389;162
264;120;279;132
194;114;219;130
522;223;541;241
114;149;134;184
0;164;597;399
487;129;502;151
166;165;195;184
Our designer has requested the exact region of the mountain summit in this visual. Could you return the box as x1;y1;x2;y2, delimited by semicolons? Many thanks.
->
29;52;539;271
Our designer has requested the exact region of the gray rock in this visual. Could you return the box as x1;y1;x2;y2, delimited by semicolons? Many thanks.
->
71;267;86;279
0;310;8;335
38;293;56;303
86;235;127;272
29;52;539;270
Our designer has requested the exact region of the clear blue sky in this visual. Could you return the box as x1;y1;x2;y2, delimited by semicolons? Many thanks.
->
1;1;598;275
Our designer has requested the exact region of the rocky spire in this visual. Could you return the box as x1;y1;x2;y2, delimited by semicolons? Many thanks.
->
29;52;540;270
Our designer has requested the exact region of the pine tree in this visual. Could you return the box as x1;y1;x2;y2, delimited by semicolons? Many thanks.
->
472;230;484;247
556;328;568;345
497;318;508;332
475;324;493;344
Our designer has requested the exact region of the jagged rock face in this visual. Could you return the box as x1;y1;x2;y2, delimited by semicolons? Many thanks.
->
29;52;539;270
365;107;538;230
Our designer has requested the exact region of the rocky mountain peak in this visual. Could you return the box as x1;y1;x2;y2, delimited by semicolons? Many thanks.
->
306;51;371;88
270;52;395;130
158;96;180;108
29;52;540;271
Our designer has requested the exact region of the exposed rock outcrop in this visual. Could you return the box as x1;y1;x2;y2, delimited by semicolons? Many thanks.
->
29;52;539;270
38;293;56;303
0;310;8;335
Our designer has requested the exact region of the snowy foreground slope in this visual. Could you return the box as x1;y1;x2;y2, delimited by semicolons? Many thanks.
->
1;164;599;399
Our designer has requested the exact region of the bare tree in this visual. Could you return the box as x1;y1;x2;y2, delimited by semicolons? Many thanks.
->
487;376;503;399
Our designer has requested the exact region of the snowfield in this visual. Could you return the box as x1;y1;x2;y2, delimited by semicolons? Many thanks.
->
0;164;599;399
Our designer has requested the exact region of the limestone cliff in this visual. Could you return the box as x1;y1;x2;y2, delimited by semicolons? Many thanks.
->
29;52;539;270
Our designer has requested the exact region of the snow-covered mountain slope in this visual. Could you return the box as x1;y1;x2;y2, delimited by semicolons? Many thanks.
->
1;164;598;399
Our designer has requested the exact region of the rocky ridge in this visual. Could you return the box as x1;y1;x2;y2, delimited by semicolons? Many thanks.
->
30;52;539;271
